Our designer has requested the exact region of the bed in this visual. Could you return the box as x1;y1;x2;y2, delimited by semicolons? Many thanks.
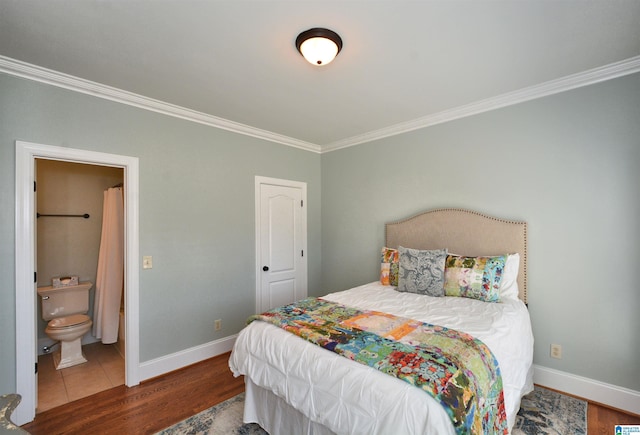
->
230;208;534;434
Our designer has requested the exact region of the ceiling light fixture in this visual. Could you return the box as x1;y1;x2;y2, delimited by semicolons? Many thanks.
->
295;28;343;66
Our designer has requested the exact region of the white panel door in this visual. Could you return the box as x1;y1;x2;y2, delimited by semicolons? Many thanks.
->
256;178;307;313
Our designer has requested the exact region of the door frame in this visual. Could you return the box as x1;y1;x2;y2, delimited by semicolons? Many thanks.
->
14;140;140;425
254;176;307;314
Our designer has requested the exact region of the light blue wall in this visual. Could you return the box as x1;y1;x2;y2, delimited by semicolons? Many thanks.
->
2;69;638;398
321;72;640;391
0;73;322;394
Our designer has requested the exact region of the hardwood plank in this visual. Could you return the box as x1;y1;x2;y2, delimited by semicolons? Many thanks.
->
22;352;244;435
588;402;640;434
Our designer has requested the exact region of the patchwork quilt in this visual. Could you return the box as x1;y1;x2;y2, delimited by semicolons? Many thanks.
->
249;297;507;435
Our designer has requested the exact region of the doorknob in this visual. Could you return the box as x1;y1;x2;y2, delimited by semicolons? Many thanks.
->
263;266;269;271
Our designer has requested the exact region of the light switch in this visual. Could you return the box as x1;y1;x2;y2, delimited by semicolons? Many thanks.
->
142;256;153;269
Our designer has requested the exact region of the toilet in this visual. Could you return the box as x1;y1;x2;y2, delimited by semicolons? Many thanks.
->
37;282;93;370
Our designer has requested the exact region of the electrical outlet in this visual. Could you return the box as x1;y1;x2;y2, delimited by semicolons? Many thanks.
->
214;319;222;331
550;343;562;359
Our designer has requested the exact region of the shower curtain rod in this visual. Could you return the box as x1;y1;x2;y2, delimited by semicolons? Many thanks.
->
37;213;90;219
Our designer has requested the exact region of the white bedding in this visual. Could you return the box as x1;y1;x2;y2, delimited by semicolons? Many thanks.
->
229;281;534;434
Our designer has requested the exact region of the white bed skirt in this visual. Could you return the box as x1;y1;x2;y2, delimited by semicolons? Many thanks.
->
244;378;337;435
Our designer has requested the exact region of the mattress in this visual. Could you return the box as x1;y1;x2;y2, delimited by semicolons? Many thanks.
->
230;281;534;434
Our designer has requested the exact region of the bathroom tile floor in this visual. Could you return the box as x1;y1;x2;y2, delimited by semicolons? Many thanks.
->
37;342;124;413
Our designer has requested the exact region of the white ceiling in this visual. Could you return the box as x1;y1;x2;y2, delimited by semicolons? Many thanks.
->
1;1;639;151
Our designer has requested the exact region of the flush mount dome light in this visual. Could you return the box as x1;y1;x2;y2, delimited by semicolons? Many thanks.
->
296;28;343;66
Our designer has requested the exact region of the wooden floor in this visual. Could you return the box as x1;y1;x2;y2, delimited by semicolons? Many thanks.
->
22;352;243;435
22;351;639;434
587;400;640;434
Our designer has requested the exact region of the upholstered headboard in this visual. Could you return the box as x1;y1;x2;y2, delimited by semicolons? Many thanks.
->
385;208;528;303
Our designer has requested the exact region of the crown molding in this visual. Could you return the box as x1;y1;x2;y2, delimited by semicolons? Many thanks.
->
2;54;639;155
0;55;322;154
322;55;640;153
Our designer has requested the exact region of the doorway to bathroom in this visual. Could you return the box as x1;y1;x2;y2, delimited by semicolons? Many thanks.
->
15;141;140;426
35;159;125;412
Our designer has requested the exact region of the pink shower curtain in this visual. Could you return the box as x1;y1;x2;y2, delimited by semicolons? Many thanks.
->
93;187;124;344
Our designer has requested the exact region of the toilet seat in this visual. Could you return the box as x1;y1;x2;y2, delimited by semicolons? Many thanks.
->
48;314;91;329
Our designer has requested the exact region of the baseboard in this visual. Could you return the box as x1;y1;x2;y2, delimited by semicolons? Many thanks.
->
534;364;640;415
138;335;238;382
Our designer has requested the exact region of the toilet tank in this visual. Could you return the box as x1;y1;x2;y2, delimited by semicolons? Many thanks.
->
37;282;93;320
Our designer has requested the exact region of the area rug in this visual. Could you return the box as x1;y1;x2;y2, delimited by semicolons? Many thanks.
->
158;386;587;434
156;393;266;435
513;386;587;434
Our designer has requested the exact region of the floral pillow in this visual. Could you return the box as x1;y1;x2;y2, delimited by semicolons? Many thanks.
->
444;254;507;302
397;246;447;296
380;247;399;286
